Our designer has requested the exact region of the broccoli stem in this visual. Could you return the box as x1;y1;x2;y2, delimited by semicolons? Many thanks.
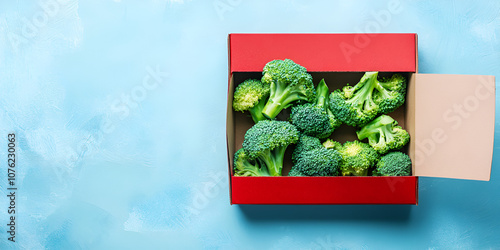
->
262;87;310;119
258;146;287;176
380;125;395;144
374;82;392;100
239;163;261;176
240;162;269;176
315;79;329;108
346;72;378;113
357;115;395;141
261;101;282;120
261;82;292;119
248;97;268;123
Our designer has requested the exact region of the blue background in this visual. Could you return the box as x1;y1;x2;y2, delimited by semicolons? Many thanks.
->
1;0;499;249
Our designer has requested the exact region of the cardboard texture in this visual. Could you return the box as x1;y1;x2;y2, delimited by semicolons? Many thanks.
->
407;74;417;176
413;74;495;181
226;33;494;205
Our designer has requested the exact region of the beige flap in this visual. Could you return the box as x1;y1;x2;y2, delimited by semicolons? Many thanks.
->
413;74;495;181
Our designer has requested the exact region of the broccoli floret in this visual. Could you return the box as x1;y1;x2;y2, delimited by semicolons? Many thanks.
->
242;120;299;176
260;59;315;119
373;151;412;176
337;141;379;176
329;72;406;127
232;79;270;123
374;74;407;114
290;79;342;138
291;135;342;176
291;134;323;163
233;148;270;176
287;167;306;176
293;147;342;176
356;115;410;154
322;139;343;151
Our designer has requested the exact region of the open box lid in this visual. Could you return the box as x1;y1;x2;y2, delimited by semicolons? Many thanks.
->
410;74;496;181
228;33;495;181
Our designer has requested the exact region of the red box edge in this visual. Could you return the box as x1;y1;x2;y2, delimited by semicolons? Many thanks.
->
227;33;419;205
230;176;418;205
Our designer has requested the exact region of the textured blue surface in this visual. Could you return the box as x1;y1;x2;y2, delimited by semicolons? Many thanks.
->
0;0;499;249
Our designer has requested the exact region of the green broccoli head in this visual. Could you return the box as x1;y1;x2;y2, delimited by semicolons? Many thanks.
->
373;151;412;176
287;167;306;176
329;72;406;127
290;79;342;139
293;147;342;176
232;79;270;123
291;134;323;163
260;59;315;119
338;140;380;176
356;115;410;154
374;74;407;114
291;135;342;176
233;148;270;176
242;120;299;176
322;139;343;151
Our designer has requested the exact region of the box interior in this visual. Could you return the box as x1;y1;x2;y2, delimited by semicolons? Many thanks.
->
229;71;413;176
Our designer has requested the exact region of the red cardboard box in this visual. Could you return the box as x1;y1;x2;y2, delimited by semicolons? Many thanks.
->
226;33;495;205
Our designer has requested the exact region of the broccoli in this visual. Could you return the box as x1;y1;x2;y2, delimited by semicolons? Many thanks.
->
373;151;412;176
242;120;299;176
329;72;406;127
232;79;270;123
287;167;306;176
290;79;342;139
337;141;379;176
291;134;323;162
291;135;342;176
233;148;270;176
356;115;410;154
374;74;407;115
322;139;343;151
293;147;342;176
260;59;316;119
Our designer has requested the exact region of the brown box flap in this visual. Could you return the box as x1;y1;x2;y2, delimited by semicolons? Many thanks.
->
413;74;495;181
